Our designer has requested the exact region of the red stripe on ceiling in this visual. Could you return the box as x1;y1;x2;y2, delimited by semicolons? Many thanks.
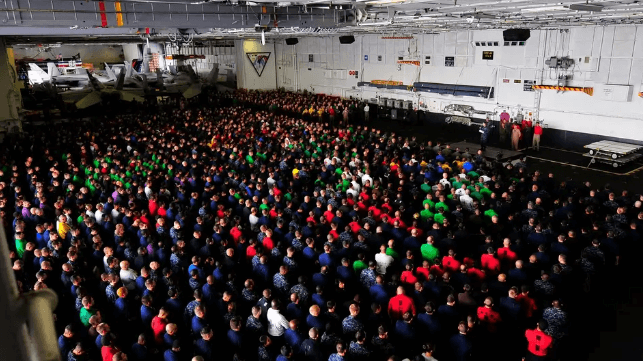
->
98;1;108;27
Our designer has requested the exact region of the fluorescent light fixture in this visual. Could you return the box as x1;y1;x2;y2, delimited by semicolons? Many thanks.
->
358;20;393;26
521;5;567;13
261;30;266;45
365;0;405;5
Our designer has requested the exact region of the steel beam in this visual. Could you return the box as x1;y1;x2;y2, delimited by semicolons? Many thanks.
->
0;0;354;31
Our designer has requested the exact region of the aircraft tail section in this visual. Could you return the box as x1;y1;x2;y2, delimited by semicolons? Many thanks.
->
47;62;61;77
104;63;117;81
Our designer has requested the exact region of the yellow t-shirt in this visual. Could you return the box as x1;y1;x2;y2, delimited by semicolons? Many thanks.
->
58;222;71;239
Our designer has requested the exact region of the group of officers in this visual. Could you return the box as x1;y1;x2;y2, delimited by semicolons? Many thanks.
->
480;109;544;152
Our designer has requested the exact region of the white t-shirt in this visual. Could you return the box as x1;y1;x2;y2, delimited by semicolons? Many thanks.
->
375;252;394;275
351;181;361;193
249;214;259;228
267;308;289;337
361;174;373;187
120;269;138;291
94;209;104;225
459;194;475;211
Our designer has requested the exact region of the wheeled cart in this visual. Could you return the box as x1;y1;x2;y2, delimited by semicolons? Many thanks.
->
583;140;643;168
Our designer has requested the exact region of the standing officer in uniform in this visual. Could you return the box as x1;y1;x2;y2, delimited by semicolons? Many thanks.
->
499;110;510;146
479;121;492;151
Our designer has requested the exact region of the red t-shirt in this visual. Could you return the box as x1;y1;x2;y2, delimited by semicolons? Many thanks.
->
407;226;423;238
349;222;362;235
157;207;167;218
388;294;416;320
430;265;445;278
101;346;119;361
497;247;517;263
534;125;543;135
516;294;538;318
356;201;368;211
442;256;461;273
415;267;430;281
477;306;502;332
151;316;168;345
148;200;158;216
400;270;418;286
246;245;257;260
525;329;552;356
230;227;242;245
467;268;486;282
369;207;383;221
389;217;407;229
324;210;335;224
262;237;274;251
381;203;392;214
481;254;501;275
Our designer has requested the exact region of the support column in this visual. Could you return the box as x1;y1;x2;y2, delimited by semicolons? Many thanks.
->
0;37;22;132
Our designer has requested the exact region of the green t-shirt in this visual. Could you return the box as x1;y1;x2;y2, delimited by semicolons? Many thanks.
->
484;209;498;219
79;307;97;327
420;209;434;222
434;213;446;225
15;238;26;258
435;202;450;212
480;188;493;198
353;260;367;275
386;248;400;260
421;244;440;263
420;184;431;194
471;191;483;201
422;199;435;210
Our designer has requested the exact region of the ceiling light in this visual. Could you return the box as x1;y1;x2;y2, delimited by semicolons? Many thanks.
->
358;20;393;26
365;0;406;5
521;5;567;13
